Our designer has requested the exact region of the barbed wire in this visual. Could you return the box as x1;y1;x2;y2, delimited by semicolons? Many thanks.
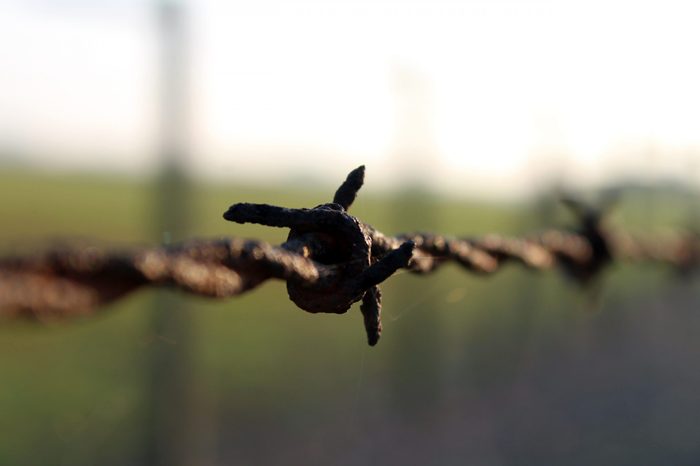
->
1;166;699;346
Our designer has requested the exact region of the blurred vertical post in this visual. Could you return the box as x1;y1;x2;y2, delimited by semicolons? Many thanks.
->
688;154;699;231
144;1;195;465
388;68;443;420
503;190;556;368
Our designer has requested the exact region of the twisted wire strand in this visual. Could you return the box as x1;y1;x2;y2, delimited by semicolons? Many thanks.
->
1;165;698;345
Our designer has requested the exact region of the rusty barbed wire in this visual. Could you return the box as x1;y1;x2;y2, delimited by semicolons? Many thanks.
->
1;166;699;346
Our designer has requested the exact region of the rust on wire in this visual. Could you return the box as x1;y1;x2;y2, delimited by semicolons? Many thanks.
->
0;166;699;346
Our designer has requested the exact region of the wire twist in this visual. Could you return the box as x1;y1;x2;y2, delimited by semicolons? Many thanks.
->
1;166;698;346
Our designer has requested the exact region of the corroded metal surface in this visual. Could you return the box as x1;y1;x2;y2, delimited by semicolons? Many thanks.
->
1;166;698;345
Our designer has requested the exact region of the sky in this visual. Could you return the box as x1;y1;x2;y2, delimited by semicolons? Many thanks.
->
0;0;699;197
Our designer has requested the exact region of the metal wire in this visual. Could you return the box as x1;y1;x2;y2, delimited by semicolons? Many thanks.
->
1;166;698;346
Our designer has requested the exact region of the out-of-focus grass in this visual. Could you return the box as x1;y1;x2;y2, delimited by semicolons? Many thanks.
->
0;169;522;464
0;169;697;465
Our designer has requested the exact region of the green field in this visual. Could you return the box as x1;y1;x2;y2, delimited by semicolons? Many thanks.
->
0;169;697;465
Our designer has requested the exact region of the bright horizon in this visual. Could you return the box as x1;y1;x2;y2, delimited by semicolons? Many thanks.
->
0;0;699;198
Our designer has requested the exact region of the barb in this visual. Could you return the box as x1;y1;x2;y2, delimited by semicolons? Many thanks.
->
1;166;699;346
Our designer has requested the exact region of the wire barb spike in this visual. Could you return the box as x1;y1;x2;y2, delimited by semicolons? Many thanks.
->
332;165;365;211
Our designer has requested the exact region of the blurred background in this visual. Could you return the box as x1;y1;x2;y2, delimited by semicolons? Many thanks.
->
1;0;699;464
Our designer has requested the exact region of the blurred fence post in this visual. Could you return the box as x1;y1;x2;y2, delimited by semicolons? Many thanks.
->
388;188;443;418
387;68;443;423
144;1;196;465
503;193;556;374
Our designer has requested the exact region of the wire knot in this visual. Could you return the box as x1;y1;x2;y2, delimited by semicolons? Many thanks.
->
556;197;614;284
282;202;373;314
223;166;414;345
